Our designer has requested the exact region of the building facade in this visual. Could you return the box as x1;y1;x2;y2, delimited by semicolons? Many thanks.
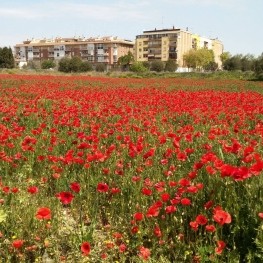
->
135;28;224;70
14;36;134;68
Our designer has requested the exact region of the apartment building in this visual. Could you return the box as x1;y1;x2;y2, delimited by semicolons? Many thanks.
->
135;27;223;70
14;36;134;68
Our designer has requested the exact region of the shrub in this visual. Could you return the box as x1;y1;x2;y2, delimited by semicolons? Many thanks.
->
95;63;106;72
58;58;71;72
69;57;82;72
80;61;93;72
151;60;164;72
41;60;56;69
130;62;147;73
164;59;178;72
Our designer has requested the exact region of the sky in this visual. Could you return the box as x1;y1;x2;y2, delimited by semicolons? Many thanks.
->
0;0;263;56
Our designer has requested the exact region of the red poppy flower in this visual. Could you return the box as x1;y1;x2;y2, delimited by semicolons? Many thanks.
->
258;212;263;219
139;246;151;260
181;198;191;206
161;193;170;202
190;221;199;231
154;225;162;238
134;212;144;221
213;208;231;225
56;191;74;204
119;243;127;253
28;186;39;194
70;182;81;193
12;239;24;249
36;207;51;220
196;214;208;225
81;241;91;256
215;240;226;254
165;205;176;214
97;182;109;193
205;225;216;232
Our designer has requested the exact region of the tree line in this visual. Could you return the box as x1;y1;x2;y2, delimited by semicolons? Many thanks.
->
1;44;263;79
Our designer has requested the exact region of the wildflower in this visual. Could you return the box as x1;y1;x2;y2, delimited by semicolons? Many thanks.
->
213;207;231;225
70;182;81;193
81;241;91;256
205;225;216;232
134;212;144;221
139;246;151;260
36;207;51;220
196;214;208;225
215;240;226;254
181;198;191;206
97;182;109;193
56;191;74;205
28;186;39;194
12;239;24;249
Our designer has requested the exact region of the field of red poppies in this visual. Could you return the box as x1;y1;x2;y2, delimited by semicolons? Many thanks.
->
0;74;263;262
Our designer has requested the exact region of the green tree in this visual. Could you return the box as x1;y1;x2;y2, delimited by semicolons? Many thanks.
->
69;56;82;72
0;47;15;68
58;58;71;72
196;48;215;71
241;54;255;72
118;51;134;70
41;60;56;69
150;60;164;72
183;49;198;70
164;59;178;72
254;53;263;79
220;52;231;68
95;63;106;72
224;54;242;71
80;61;93;72
130;62;147;73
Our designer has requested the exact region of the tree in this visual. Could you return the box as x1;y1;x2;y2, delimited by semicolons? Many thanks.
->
0;47;15;68
80;61;93;72
118;51;134;70
150;60;164;72
41;60;56;69
130;62;147;73
183;49;198;70
164;59;178;72
220;52;231;68
254;53;263;79
223;55;242;71
241;54;255;72
69;56;82;72
58;58;71;72
196;48;215;71
95;63;106;72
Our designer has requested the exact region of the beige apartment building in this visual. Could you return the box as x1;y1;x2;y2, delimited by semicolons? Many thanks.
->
14;36;134;69
135;27;223;71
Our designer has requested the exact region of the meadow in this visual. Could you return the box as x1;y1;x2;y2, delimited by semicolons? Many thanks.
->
0;74;263;262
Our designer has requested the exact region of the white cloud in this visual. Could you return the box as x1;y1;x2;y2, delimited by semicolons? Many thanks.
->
0;7;47;19
0;1;152;21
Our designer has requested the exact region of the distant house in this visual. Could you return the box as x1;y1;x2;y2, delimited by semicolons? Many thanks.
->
135;27;223;71
14;36;134;69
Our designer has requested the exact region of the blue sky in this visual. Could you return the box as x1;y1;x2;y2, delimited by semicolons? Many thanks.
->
0;0;262;56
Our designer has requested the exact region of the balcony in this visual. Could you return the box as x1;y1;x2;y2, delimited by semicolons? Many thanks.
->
80;46;88;51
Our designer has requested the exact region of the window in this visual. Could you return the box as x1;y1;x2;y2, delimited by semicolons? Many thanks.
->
139;48;142;52
57;53;60;57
